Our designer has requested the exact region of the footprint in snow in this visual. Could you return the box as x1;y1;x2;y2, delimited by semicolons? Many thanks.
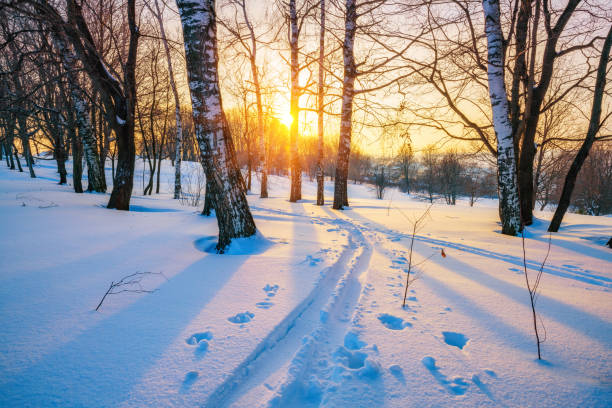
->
422;356;469;395
256;301;274;309
263;284;279;297
186;332;213;354
442;331;469;350
377;313;412;330
304;255;322;266
389;365;406;383
228;311;254;324
180;371;199;392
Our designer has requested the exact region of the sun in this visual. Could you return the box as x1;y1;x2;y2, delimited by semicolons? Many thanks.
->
279;111;294;128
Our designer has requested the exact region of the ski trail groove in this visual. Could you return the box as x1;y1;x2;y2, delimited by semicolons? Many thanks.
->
204;215;368;407
266;217;374;407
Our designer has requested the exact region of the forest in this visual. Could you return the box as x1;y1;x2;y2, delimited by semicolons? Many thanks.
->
0;1;610;407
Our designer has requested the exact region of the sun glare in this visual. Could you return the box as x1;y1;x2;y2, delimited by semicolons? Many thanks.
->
280;112;294;128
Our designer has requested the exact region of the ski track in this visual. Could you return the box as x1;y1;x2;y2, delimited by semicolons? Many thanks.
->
252;205;611;289
202;204;609;407
204;211;371;407
265;214;374;407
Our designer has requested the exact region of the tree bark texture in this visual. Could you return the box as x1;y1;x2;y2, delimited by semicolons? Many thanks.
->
177;0;257;252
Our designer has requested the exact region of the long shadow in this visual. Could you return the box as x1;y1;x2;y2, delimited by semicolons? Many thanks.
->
417;261;552;354
0;253;249;408
423;249;612;349
343;209;612;288
207;201;325;406
129;205;181;213
529;232;612;264
344;209;612;348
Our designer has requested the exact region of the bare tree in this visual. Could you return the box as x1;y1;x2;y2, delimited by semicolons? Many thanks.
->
549;25;612;232
221;0;270;198
146;0;185;199
438;150;463;205
176;0;257;252
315;0;326;205
483;0;521;235
288;0;302;202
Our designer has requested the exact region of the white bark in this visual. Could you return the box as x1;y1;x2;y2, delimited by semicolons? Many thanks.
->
316;0;325;206
151;0;183;199
333;0;356;210
289;0;301;202
177;0;256;251
483;0;521;235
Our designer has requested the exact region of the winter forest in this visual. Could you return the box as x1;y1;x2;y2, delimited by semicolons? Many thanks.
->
0;0;611;407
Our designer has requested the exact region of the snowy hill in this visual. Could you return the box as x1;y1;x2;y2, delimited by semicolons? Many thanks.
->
0;159;610;407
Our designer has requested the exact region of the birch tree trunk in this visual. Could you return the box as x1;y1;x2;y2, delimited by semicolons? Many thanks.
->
548;25;612;232
289;0;301;202
150;0;183;199
177;0;257;252
316;0;325;206
236;0;268;198
333;0;356;210
52;33;106;193
483;0;521;235
53;0;139;208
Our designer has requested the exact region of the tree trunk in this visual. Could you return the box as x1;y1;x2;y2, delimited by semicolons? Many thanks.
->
13;144;23;172
5;118;16;169
333;0;356;210
70;117;84;193
517;0;580;225
239;1;268;199
18;117;36;178
289;0;301;202
55;131;68;184
316;0;326;206
105;0;139;210
549;25;612;232
3;142;11;168
177;0;257;252
156;132;165;194
202;178;213;216
74;87;106;192
151;0;183;199
51;19;107;193
483;0;521;235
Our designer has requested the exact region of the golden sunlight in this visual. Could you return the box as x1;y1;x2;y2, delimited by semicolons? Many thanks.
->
279;111;294;128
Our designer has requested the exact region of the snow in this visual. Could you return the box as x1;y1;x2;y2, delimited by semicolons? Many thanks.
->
0;158;611;407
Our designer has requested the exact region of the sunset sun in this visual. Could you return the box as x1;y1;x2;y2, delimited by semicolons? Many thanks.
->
279;111;294;127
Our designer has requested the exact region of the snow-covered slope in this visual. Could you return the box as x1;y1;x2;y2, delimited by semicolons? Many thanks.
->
0;159;610;407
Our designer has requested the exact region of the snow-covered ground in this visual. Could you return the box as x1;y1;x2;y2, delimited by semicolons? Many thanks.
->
0;158;610;408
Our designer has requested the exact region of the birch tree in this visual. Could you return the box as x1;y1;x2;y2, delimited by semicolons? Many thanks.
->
176;0;257;252
483;0;521;235
147;0;184;199
221;0;269;198
63;0;140;209
316;0;325;205
332;0;356;209
288;0;302;202
52;32;106;193
17;0;141;208
332;0;419;210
